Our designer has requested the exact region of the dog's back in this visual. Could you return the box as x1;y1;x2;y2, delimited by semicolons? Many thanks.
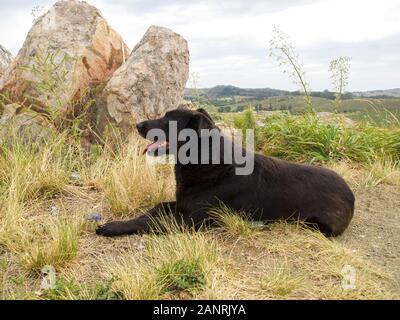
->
214;154;355;236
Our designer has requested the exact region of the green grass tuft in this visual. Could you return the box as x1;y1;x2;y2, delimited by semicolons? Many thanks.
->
157;258;207;295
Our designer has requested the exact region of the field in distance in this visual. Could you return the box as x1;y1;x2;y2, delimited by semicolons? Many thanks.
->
185;86;400;125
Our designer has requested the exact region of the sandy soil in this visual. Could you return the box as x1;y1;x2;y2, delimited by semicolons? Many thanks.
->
339;185;400;292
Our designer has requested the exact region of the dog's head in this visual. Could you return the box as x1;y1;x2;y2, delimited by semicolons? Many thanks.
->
136;108;217;156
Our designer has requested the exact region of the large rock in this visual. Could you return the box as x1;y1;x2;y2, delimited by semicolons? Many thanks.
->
96;25;189;134
0;45;13;78
0;104;50;142
0;0;130;116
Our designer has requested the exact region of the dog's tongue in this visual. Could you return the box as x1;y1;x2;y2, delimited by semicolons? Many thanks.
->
143;141;168;155
143;141;159;155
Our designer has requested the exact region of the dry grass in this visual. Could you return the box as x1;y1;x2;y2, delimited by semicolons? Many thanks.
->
329;159;400;188
103;217;219;299
0;131;398;300
22;219;83;272
259;260;304;297
209;203;258;239
210;221;395;300
102;139;175;217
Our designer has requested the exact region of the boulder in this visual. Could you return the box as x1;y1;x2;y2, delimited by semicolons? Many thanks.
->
96;25;189;134
0;45;13;78
0;0;130;116
0;104;50;142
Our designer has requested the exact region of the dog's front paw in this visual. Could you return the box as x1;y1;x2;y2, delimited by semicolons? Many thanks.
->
96;221;126;237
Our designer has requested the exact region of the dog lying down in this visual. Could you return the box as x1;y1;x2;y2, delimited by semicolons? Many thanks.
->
96;108;354;237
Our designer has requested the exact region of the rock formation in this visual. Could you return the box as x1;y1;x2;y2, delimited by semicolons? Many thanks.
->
0;0;129;116
96;25;189;134
0;45;13;78
0;104;49;142
0;1;191;142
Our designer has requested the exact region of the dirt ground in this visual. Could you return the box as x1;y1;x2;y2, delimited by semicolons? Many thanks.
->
338;185;400;293
80;184;400;295
7;183;398;299
88;184;400;298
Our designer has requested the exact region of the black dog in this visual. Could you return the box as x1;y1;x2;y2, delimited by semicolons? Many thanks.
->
96;108;354;237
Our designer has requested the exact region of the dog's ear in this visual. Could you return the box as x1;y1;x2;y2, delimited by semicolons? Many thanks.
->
187;110;216;135
196;108;215;124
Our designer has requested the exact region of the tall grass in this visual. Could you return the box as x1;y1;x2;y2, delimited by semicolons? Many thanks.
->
259;260;304;297
102;137;174;217
23;219;82;272
209;203;257;238
259;112;400;164
0;132;80;254
104;222;219;299
0;125;397;299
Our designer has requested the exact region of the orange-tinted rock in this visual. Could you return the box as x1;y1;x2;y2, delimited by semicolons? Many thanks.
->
0;0;130;114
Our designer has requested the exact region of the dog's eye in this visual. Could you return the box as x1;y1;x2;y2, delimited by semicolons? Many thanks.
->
165;111;172;118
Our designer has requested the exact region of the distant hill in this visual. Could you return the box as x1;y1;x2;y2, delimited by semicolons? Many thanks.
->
185;85;289;99
352;88;400;98
185;85;400;99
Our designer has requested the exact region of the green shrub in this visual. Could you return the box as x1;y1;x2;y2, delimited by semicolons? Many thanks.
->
42;277;122;300
234;107;260;147
259;112;400;164
234;107;256;130
157;259;206;295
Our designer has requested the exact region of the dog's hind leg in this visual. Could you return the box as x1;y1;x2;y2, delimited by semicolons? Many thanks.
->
96;202;176;237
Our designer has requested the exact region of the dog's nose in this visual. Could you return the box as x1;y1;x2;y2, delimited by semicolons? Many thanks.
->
136;122;145;133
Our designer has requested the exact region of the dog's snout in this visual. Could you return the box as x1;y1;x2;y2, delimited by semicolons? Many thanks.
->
136;122;145;133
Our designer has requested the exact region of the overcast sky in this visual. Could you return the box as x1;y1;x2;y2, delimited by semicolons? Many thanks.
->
1;0;399;90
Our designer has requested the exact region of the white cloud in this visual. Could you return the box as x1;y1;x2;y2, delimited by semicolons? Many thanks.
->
0;0;399;90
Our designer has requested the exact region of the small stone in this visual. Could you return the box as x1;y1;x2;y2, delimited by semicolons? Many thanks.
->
136;240;145;251
70;171;81;181
50;205;59;216
36;265;56;296
87;213;102;222
250;221;264;228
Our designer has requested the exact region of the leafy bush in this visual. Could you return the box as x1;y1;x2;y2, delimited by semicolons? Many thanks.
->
234;107;256;131
259;112;400;164
233;107;259;147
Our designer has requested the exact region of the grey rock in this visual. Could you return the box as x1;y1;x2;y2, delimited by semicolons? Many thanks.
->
96;25;189;134
0;45;13;78
0;104;50;142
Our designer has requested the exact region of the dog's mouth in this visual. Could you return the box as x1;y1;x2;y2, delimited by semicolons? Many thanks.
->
143;140;170;155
